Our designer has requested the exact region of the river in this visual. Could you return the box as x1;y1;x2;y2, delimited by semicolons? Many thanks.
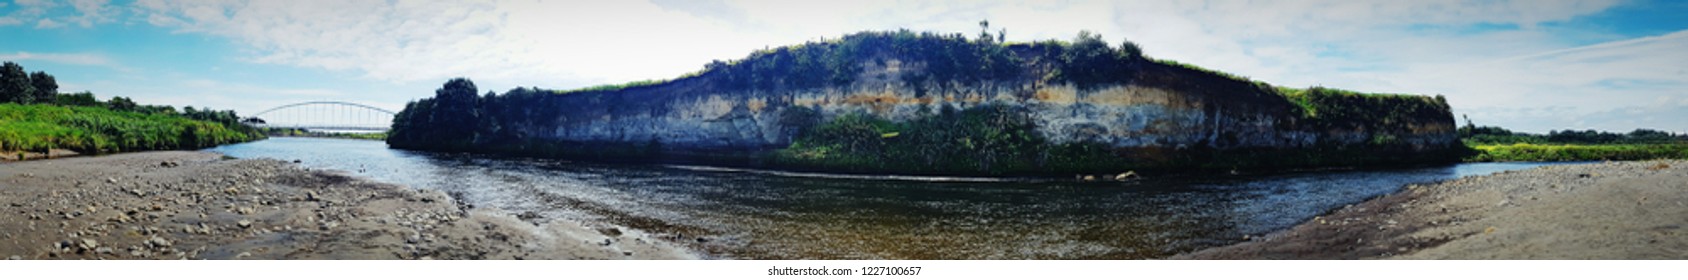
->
207;137;1559;259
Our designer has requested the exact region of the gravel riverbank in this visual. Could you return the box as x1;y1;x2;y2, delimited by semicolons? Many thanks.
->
1177;160;1688;259
0;151;696;260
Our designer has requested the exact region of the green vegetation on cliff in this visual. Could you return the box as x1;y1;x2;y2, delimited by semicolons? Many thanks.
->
1278;87;1453;146
772;105;1063;174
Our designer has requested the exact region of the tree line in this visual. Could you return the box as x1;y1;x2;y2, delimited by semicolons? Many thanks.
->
2;61;61;104
1458;119;1685;145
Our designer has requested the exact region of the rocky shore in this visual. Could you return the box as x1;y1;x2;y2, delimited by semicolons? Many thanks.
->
1177;160;1688;259
0;151;696;260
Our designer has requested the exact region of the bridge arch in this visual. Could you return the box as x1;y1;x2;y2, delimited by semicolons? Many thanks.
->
246;101;397;132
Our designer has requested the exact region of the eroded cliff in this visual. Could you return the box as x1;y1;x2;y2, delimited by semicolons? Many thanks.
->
389;30;1457;175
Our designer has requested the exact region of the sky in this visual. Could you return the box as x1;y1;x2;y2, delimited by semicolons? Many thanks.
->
1;0;1685;133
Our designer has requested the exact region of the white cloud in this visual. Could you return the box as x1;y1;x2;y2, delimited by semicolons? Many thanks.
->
0;51;128;71
33;17;60;28
178;79;346;99
2;0;53;26
1385;30;1688;132
2;0;115;28
65;0;117;27
134;0;522;84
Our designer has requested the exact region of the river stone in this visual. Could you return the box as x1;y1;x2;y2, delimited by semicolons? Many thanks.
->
148;237;172;248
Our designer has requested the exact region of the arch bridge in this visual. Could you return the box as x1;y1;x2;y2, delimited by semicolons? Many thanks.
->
244;101;396;132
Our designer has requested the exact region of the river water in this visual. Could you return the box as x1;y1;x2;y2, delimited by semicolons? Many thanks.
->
207;137;1557;259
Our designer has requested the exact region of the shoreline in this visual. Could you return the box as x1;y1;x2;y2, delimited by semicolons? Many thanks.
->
0;151;696;260
0;149;83;162
1175;160;1688;259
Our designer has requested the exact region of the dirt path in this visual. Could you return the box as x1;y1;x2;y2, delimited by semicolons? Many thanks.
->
1176;160;1688;259
0;151;695;260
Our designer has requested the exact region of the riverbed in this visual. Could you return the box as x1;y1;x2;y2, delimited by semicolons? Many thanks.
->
207;137;1559;259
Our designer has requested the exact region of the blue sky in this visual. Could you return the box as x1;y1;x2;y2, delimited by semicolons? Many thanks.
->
2;0;1685;133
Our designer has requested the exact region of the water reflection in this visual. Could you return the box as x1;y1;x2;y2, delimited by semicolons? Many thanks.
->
209;137;1557;259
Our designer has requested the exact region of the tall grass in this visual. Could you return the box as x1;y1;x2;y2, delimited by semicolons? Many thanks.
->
0;103;262;154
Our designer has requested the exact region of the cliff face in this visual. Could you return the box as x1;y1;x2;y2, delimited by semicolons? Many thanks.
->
517;53;1448;151
392;31;1458;175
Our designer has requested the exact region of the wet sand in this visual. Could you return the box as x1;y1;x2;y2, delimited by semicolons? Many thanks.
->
1177;160;1688;259
0;151;695;260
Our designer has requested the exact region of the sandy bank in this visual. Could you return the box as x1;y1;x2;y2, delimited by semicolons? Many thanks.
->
1177;160;1688;259
0;151;695;260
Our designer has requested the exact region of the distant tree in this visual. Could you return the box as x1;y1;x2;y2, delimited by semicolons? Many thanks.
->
134;104;176;115
1;61;36;104
55;91;101;107
29;71;57;104
1118;39;1143;59
1625;129;1678;144
107;96;137;111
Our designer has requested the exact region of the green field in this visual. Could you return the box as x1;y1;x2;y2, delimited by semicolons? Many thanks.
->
0;103;263;156
1466;143;1688;162
260;127;387;140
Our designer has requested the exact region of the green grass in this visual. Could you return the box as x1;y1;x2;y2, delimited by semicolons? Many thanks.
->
1466;143;1688;162
553;79;673;95
0;103;262;154
1152;58;1258;84
320;132;386;141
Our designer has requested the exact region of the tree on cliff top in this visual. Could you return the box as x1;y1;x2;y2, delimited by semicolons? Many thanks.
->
388;78;482;149
1057;30;1135;90
30;71;58;104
